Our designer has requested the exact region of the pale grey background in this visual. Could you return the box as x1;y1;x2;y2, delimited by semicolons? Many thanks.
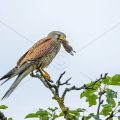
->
0;0;120;120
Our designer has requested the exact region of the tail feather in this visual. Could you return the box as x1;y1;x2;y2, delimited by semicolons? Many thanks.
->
1;79;11;86
0;62;32;85
0;67;17;80
1;65;33;100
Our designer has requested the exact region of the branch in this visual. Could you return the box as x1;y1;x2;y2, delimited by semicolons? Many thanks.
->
105;111;114;120
30;65;108;120
87;73;108;89
56;71;71;87
30;71;56;95
59;78;71;86
96;91;105;118
56;71;66;86
0;111;7;120
30;70;74;120
62;73;108;98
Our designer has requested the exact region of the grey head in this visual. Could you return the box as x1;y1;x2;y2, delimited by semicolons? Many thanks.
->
48;31;76;56
48;31;66;41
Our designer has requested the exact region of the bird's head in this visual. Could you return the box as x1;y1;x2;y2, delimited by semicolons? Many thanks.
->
48;31;76;56
48;31;66;42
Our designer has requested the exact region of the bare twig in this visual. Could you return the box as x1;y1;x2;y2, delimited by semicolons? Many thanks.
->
56;71;66;86
96;91;105;118
87;73;108;89
105;111;114;120
59;78;71;86
56;71;71;87
62;73;108;98
0;111;7;120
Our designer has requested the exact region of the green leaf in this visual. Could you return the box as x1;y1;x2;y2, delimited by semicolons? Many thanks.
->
53;114;59;119
88;113;101;120
83;116;91;120
108;98;116;108
118;101;120;106
59;112;64;117
8;118;13;120
106;89;117;107
118;109;120;112
102;76;111;84
87;81;101;89
106;89;117;98
80;81;100;98
69;110;80;117
86;94;98;106
0;105;8;109
25;108;50;119
25;113;38;118
100;104;112;116
118;116;120;120
110;74;120;85
80;89;96;98
36;109;49;120
74;116;79;120
76;108;85;112
103;74;120;85
84;113;94;120
83;113;101;120
36;109;48;116
40;116;49;120
48;107;58;112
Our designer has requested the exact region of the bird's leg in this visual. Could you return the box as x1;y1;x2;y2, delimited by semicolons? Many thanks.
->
40;68;53;82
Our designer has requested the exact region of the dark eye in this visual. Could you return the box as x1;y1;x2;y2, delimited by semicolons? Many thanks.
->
57;34;61;39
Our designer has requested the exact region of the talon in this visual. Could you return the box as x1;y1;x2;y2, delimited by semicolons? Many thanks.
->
40;68;52;82
42;72;51;80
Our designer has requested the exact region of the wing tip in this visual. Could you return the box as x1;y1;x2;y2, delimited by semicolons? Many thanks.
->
0;76;6;80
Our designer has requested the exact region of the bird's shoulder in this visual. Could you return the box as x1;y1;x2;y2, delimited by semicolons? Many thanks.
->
17;36;54;67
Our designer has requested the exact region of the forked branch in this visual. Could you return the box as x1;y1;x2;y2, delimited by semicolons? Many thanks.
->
30;67;108;120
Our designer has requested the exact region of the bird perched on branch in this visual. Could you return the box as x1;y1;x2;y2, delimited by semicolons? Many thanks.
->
0;31;75;100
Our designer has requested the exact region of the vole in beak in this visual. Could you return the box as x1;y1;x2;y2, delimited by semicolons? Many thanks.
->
62;40;76;56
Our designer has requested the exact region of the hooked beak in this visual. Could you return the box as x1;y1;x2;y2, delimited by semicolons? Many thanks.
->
59;34;65;41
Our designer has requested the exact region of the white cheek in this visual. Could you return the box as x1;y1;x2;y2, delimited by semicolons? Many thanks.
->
56;35;59;39
53;35;59;40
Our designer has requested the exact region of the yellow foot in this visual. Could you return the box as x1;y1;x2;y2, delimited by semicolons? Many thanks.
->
40;68;53;83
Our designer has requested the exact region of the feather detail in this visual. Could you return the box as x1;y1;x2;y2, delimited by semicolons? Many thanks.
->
0;62;32;86
1;65;33;100
0;67;17;80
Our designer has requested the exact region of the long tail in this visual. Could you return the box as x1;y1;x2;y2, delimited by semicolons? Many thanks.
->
0;67;18;81
1;65;33;100
0;63;32;85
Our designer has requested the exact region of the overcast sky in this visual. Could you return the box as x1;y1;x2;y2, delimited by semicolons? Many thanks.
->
0;0;120;120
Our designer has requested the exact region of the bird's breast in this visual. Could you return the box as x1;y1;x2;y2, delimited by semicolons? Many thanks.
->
40;42;61;68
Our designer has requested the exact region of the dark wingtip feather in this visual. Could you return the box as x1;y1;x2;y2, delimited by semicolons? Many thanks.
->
0;79;10;86
1;64;32;100
0;76;8;80
0;67;17;81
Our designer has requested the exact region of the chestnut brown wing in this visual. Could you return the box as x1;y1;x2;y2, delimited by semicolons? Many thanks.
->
17;36;55;67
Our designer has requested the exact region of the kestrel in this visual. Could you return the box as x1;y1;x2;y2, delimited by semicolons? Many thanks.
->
0;31;75;99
